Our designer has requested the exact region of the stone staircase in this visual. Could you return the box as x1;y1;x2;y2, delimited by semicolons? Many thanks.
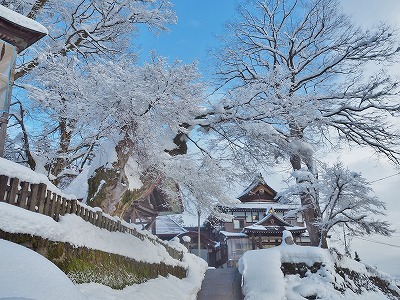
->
197;268;243;300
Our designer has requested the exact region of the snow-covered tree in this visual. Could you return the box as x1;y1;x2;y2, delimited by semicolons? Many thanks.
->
280;162;392;246
3;0;176;79
2;1;239;218
2;0;177;174
203;0;400;246
22;53;218;211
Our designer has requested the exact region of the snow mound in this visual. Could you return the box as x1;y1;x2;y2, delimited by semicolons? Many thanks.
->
239;244;400;300
0;239;86;300
0;202;182;266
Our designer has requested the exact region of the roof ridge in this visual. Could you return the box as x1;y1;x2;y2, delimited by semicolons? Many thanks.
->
254;211;293;227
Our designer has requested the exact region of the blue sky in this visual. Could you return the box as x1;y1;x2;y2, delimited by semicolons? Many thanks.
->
136;0;400;277
137;0;237;75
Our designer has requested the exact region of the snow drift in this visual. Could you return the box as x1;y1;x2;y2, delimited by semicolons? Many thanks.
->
239;231;400;300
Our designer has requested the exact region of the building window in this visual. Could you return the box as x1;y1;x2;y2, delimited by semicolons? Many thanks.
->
233;219;244;229
246;212;252;223
233;211;245;218
252;214;258;222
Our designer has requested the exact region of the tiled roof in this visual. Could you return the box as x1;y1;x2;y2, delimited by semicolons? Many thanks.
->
155;215;187;236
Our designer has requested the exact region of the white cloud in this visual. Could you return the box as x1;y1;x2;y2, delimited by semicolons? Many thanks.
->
340;0;400;27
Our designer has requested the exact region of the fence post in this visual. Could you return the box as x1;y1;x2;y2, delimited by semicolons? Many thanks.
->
0;175;8;202
54;195;62;221
65;199;72;214
96;211;103;227
59;197;67;216
89;210;95;225
37;183;47;214
43;190;52;216
28;183;39;211
50;192;57;219
70;199;77;215
106;218;112;231
17;181;29;209
6;177;19;205
110;220;115;232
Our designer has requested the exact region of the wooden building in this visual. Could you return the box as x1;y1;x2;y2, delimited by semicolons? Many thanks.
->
215;174;310;267
116;177;183;233
155;215;224;267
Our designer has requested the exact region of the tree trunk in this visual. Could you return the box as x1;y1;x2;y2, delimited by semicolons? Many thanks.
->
290;153;326;247
87;135;132;214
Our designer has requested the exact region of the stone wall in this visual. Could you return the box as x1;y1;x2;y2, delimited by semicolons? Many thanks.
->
0;230;187;289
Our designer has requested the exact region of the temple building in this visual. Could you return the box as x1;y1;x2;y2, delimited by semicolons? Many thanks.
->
214;174;310;267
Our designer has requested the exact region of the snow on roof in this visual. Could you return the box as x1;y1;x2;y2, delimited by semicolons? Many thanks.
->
243;212;306;233
0;5;47;34
156;215;187;236
237;173;268;199
226;202;300;211
255;212;293;227
220;230;248;238
168;212;207;228
243;225;306;232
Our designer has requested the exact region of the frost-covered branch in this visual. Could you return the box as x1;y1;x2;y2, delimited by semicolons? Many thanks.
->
208;0;400;246
280;162;393;240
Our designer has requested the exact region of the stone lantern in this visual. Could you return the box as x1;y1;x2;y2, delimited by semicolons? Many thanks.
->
0;5;47;156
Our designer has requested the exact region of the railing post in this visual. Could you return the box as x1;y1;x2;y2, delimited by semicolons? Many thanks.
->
0;175;8;201
7;177;19;205
37;183;47;214
96;211;103;227
70;199;77;215
17;181;29;209
59;197;67;216
43;190;52;216
54;195;62;221
84;208;90;221
89;210;95;225
50;192;57;219
29;183;39;211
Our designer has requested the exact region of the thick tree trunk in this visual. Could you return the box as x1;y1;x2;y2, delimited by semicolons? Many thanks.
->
290;153;326;248
87;135;132;214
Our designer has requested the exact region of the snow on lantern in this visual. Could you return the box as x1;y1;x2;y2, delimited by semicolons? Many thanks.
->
0;5;47;156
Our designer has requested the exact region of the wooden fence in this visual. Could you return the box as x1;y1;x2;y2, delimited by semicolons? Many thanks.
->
0;175;183;261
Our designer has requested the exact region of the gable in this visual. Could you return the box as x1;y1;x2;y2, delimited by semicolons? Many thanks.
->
238;182;277;202
255;213;292;227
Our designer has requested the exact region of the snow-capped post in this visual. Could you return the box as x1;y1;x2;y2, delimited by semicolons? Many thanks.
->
0;5;47;157
182;235;191;251
281;230;295;246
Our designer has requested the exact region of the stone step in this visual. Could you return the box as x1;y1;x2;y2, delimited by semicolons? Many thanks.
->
197;268;243;300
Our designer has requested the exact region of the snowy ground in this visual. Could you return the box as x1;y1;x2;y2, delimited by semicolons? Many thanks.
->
0;202;207;300
239;232;400;300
